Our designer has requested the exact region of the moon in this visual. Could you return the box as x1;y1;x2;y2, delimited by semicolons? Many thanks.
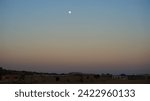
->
68;10;72;14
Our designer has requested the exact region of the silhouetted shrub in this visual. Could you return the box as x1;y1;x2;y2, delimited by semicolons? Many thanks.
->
55;77;60;81
120;74;126;76
106;73;112;77
94;75;100;79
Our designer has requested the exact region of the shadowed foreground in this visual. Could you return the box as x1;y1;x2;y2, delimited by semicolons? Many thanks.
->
0;67;150;84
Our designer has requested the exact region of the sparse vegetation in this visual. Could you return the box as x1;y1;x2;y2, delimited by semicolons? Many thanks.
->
0;67;150;84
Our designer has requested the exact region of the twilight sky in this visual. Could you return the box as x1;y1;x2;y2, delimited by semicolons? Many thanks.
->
0;0;150;74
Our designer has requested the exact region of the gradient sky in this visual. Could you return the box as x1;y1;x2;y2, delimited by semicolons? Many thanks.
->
0;0;150;74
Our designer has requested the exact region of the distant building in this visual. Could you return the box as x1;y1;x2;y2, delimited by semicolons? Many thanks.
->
113;74;128;80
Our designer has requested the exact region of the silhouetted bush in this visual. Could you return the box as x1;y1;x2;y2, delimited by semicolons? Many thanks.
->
120;74;126;76
106;73;112;77
55;77;60;81
94;74;100;79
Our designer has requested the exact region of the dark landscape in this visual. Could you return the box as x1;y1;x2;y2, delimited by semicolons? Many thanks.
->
0;67;150;84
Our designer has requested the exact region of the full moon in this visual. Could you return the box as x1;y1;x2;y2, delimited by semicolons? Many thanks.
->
68;11;72;14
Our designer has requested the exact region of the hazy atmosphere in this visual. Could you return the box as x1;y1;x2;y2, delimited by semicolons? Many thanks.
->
0;0;150;74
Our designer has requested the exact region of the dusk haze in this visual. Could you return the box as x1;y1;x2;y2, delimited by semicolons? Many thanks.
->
0;0;150;74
